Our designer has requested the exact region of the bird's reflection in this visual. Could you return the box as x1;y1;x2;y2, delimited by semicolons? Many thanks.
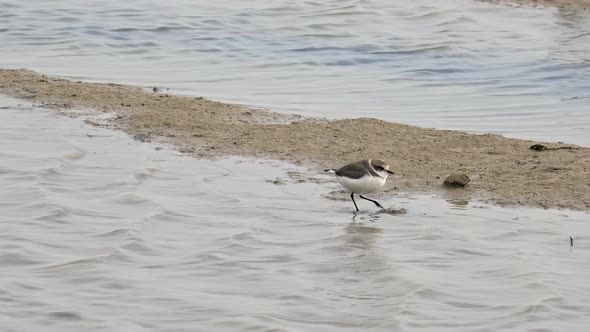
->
343;212;383;248
339;214;393;285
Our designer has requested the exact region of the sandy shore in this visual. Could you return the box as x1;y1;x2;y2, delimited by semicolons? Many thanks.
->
1;68;589;210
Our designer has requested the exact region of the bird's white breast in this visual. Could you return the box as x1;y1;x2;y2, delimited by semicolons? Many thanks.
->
336;174;386;194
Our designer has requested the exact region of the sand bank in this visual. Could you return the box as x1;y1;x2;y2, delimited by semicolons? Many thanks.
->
1;68;589;210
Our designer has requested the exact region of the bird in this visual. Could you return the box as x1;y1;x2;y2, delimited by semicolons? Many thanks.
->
325;159;394;212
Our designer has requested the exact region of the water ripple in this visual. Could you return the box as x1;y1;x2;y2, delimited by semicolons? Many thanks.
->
2;1;590;329
1;0;588;145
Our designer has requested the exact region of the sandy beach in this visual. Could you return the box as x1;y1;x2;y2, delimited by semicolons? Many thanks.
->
1;68;589;210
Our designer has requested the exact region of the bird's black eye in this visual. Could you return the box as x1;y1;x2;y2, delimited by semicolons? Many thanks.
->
375;166;384;170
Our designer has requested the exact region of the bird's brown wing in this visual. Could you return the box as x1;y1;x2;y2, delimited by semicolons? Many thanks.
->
334;161;369;179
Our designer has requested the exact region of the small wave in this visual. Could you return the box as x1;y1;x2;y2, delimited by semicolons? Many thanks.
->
38;252;116;271
373;45;452;55
435;15;479;27
120;241;155;255
47;311;83;321
289;46;345;53
561;95;590;101
111;26;190;33
402;67;470;75
304;4;381;18
55;16;79;23
0;252;44;266
404;9;457;20
444;300;491;309
105;41;159;49
133;167;159;181
95;228;136;238
116;193;153;205
32;207;70;222
569;31;590;40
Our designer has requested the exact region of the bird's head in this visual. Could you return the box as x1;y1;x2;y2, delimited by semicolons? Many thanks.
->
371;159;395;177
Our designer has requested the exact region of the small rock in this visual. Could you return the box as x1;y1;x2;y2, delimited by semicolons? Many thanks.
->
133;134;150;142
179;147;195;153
530;144;547;151
378;207;407;215
443;173;470;187
266;178;286;186
447;199;469;206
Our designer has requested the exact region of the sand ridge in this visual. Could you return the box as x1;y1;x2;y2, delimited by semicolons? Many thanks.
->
1;68;589;210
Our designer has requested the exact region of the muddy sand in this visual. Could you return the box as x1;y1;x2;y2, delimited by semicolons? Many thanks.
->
1;68;589;210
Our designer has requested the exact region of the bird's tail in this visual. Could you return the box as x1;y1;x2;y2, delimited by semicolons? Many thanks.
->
325;169;335;174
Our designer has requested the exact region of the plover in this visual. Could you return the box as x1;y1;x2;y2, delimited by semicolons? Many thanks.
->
325;159;394;212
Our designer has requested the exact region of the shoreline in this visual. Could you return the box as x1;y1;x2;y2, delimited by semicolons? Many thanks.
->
1;68;589;210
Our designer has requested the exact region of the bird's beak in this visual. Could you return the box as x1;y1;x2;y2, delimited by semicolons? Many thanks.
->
386;170;395;175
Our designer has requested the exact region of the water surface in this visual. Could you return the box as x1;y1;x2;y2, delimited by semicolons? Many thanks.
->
1;98;589;331
1;0;589;144
2;2;590;330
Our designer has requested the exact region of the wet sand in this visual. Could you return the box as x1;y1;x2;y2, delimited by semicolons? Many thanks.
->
1;68;589;210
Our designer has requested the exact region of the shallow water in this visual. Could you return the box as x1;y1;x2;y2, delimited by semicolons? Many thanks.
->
1;98;590;331
1;0;589;144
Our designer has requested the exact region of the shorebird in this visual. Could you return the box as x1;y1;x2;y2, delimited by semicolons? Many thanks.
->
325;159;394;212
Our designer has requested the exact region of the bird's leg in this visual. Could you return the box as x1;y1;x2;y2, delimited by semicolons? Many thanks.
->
359;195;384;209
350;193;360;212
